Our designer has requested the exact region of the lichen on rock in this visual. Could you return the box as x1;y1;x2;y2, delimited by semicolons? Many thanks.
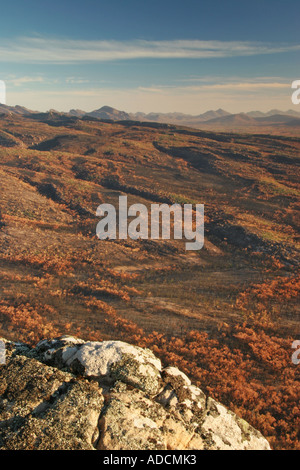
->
0;335;271;451
35;336;162;395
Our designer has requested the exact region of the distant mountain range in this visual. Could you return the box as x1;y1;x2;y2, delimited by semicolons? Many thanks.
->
1;103;300;131
68;105;233;122
74;105;300;128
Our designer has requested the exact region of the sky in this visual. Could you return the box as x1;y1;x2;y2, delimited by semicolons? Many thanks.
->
0;0;299;114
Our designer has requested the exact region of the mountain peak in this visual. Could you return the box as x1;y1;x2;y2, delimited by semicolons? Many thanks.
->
87;106;131;121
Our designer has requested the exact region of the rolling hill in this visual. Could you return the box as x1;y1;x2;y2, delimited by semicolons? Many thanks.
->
0;109;299;449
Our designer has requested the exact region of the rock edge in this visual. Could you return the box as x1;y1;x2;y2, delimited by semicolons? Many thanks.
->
0;336;271;451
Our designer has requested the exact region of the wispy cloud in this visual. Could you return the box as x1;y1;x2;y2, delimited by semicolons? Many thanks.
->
0;37;299;63
183;82;289;91
7;76;45;87
138;87;164;93
133;77;291;95
65;77;90;84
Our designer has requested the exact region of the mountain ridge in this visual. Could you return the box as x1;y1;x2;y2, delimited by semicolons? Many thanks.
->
2;103;300;129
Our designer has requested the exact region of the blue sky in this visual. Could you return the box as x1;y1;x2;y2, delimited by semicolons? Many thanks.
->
0;0;299;113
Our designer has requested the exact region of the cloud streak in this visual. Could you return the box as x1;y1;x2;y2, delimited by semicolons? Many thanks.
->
0;37;299;63
8;76;45;87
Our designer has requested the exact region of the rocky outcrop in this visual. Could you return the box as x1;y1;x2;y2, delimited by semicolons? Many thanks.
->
0;336;271;451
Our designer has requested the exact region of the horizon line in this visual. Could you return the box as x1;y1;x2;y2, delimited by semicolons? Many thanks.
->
1;102;300;117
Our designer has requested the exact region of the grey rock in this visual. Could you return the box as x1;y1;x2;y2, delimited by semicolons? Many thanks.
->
0;336;271;450
98;384;204;450
0;352;103;450
35;336;162;395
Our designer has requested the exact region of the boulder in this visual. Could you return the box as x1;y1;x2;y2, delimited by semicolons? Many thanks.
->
0;336;271;451
35;336;162;395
